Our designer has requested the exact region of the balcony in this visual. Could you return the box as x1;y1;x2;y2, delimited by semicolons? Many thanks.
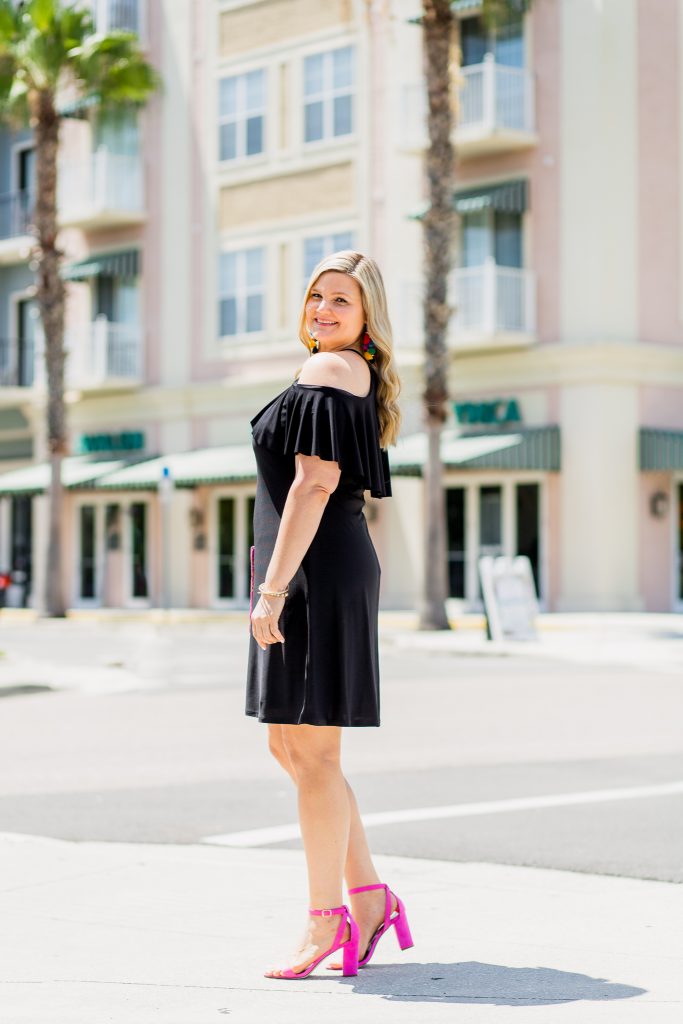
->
457;55;537;156
400;56;537;157
66;318;143;391
0;191;33;264
58;151;145;229
91;0;146;40
449;260;536;347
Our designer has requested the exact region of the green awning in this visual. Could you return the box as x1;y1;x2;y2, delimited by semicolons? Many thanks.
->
0;456;129;496
640;429;683;471
389;427;560;474
92;445;258;491
454;179;528;214
409;179;528;221
62;249;140;281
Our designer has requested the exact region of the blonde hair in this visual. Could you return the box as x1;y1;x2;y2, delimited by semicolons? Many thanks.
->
295;250;402;449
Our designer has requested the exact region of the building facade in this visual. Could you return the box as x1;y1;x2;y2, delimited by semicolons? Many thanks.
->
0;0;681;614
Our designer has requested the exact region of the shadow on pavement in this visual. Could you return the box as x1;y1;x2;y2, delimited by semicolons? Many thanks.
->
338;961;647;1005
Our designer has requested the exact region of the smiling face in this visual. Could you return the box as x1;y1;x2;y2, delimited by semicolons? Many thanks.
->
305;270;365;351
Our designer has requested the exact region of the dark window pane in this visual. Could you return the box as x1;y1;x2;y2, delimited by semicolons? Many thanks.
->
516;483;540;597
305;101;324;141
245;115;263;155
495;14;524;67
10;495;32;607
130;503;148;598
461;17;487;65
445;487;466;598
479;486;502;552
80;505;96;599
494;211;522;267
218;498;235;598
333;94;352;136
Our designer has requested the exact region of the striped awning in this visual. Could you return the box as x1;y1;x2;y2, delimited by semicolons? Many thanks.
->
390;426;560;474
640;429;683;471
91;445;258;491
0;456;129;496
454;179;528;214
62;249;140;281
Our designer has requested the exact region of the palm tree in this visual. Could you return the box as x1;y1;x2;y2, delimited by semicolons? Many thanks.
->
0;0;160;616
417;0;532;630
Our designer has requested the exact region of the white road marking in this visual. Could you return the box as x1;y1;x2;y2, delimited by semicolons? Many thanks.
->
201;778;683;847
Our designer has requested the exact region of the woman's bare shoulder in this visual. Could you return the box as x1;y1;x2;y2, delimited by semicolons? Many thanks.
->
296;350;370;396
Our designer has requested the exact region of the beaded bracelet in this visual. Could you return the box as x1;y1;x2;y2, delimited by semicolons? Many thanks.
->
257;582;289;598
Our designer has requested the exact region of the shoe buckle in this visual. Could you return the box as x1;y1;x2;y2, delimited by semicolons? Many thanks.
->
321;909;333;917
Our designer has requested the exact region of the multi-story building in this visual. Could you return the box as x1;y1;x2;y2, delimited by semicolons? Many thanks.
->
0;0;681;615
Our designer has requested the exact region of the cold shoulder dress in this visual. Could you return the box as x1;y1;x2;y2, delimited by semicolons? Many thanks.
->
245;361;392;727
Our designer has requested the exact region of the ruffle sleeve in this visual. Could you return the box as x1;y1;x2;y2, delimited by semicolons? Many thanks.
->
250;383;392;498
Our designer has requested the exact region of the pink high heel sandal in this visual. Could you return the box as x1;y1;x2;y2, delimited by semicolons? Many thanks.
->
264;903;360;980
328;882;414;970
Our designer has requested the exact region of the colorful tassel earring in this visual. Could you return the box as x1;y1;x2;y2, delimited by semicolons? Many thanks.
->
361;329;377;361
307;326;320;353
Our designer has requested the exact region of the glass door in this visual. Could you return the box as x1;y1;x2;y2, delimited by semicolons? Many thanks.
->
445;487;466;598
678;484;683;604
10;496;32;607
217;497;236;599
129;502;148;599
79;505;97;600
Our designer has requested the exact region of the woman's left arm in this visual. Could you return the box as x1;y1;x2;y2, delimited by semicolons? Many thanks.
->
250;454;341;649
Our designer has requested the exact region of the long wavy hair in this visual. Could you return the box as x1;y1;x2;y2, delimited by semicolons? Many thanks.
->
295;250;402;449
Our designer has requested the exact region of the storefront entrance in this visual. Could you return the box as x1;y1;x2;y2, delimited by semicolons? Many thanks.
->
214;491;255;605
74;498;150;607
445;475;544;609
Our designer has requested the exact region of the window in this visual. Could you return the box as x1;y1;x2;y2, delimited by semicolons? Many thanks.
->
461;210;522;268
303;231;355;282
218;247;265;337
460;12;524;68
303;45;354;143
219;69;266;161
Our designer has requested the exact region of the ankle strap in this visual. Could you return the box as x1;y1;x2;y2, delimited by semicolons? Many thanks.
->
348;883;387;895
308;904;349;917
348;883;393;931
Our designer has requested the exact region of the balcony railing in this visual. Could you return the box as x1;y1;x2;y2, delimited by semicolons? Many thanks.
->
0;191;33;241
450;260;536;339
458;54;534;136
400;56;535;154
58;150;144;226
92;0;144;36
66;318;142;388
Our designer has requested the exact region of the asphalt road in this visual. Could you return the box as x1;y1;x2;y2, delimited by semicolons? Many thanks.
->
0;622;681;882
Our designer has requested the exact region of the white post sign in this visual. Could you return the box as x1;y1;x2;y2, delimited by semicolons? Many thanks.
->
478;555;539;642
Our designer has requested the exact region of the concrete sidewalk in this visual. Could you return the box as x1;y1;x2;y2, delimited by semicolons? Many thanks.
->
1;831;680;1023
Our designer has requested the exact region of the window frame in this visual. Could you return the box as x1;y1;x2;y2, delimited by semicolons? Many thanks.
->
218;66;268;165
301;43;356;148
218;245;267;341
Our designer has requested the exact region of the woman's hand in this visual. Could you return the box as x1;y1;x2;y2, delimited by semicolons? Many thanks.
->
251;594;286;651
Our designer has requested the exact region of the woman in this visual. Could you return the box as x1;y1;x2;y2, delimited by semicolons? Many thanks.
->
246;251;413;980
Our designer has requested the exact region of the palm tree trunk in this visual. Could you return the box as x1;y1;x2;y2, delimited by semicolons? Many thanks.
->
31;90;67;617
418;0;456;630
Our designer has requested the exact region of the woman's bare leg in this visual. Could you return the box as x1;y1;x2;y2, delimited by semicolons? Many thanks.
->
263;723;351;977
266;725;397;970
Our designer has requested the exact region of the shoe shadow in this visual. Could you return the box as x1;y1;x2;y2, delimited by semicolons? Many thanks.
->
340;961;647;1005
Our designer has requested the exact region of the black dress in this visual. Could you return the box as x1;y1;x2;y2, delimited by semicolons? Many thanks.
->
245;358;392;727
